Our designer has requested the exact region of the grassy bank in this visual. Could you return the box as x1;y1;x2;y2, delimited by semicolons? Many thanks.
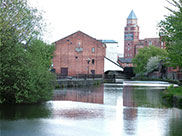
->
162;85;182;109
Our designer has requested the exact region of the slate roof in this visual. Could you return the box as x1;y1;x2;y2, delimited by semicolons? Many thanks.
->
101;40;118;43
118;58;133;63
128;10;137;19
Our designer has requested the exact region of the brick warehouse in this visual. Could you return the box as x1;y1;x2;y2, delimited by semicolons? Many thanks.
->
52;31;106;76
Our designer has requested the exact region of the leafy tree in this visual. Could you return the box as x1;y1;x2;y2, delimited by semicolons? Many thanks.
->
132;46;168;75
146;56;161;73
159;0;182;68
0;0;55;104
0;0;42;46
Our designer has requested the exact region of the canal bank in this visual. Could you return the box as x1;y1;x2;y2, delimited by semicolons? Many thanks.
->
162;86;182;109
56;78;104;88
131;76;182;109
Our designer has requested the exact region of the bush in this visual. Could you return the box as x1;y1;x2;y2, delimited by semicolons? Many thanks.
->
0;40;55;104
162;85;182;108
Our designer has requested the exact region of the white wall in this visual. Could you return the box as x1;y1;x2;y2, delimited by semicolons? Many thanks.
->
104;42;123;72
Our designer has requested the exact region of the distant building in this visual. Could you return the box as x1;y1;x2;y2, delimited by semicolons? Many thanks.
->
53;31;106;76
101;40;123;72
118;10;162;68
118;10;182;80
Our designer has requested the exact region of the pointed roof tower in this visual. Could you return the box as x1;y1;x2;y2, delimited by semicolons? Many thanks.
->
127;10;137;19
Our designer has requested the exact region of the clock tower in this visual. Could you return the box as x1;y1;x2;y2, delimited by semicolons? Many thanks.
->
124;10;139;58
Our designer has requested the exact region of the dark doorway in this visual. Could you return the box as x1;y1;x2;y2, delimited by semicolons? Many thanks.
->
61;67;68;76
91;70;95;75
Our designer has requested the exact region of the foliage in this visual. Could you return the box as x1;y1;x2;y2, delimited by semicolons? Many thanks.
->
0;0;43;46
0;39;55;104
159;0;182;68
162;85;182;108
0;0;55;104
165;85;182;97
146;56;161;73
132;46;168;75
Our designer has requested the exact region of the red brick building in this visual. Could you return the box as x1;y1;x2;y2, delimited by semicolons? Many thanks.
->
52;31;106;76
118;10;162;68
118;10;182;80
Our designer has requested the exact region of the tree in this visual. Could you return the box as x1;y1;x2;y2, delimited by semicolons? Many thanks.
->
132;46;168;75
159;0;182;68
0;0;55;104
146;56;161;73
0;0;42;45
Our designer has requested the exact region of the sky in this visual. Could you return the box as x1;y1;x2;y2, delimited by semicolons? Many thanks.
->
29;0;172;54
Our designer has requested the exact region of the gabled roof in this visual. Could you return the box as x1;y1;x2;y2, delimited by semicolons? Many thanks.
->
128;10;137;19
54;30;103;44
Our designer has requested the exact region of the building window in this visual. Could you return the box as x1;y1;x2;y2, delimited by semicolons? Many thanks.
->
61;67;68;76
78;42;81;47
92;47;95;53
91;70;95;75
161;41;164;46
92;59;95;64
149;41;152;45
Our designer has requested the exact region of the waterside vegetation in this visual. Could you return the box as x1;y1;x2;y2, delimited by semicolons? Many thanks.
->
162;85;182;108
159;0;182;107
0;0;55;104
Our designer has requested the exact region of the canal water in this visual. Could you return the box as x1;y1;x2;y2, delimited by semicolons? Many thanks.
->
0;81;182;136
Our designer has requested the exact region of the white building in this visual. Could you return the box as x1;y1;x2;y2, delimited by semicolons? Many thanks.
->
101;40;123;72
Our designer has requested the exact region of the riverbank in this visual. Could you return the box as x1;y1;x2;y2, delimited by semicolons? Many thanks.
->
162;85;182;109
56;78;104;88
132;76;182;108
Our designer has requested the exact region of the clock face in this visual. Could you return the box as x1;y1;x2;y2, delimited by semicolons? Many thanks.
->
125;34;133;41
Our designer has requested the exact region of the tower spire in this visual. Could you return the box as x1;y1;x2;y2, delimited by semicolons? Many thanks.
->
124;10;139;59
127;10;137;19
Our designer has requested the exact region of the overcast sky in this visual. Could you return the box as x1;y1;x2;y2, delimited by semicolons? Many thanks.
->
29;0;172;53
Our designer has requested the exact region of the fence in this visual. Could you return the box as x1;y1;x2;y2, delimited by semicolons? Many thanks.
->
56;74;103;80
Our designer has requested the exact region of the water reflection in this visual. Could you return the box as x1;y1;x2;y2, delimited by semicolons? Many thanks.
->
123;86;138;135
1;82;182;136
0;103;51;120
50;101;104;120
123;86;137;107
53;85;104;104
123;86;165;108
167;109;182;136
123;108;137;136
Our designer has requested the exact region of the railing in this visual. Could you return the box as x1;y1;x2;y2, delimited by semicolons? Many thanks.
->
56;74;103;80
104;74;116;79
